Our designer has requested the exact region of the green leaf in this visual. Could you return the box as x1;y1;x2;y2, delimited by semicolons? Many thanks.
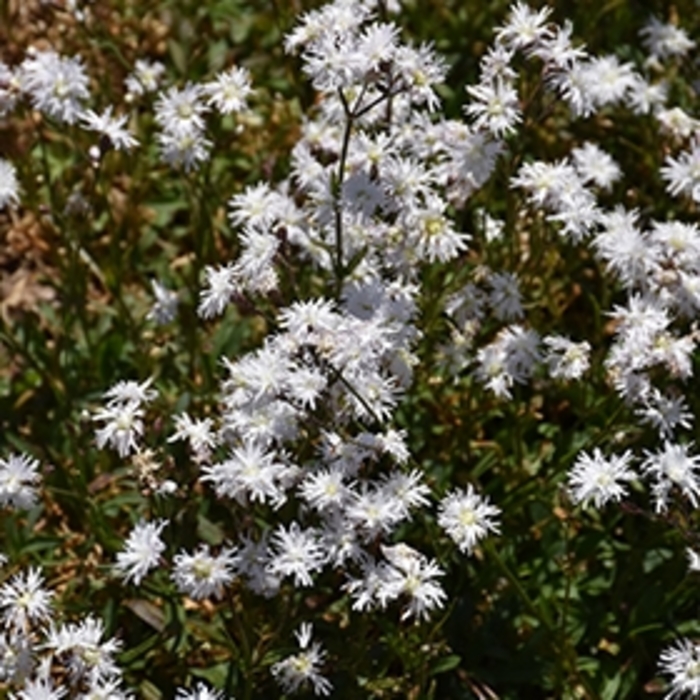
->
168;39;188;75
124;598;166;632
601;671;621;700
140;680;163;700
192;662;232;687
197;513;224;545
429;654;461;676
120;631;164;665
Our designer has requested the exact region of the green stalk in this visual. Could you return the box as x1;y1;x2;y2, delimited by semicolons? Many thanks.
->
332;88;355;300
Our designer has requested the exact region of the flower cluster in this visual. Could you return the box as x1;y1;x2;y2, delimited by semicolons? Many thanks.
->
4;0;700;696
0;565;130;698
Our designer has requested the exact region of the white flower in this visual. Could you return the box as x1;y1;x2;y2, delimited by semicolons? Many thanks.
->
532;19;585;69
479;43;516;82
271;623;332;697
649;220;700;277
511;159;580;208
640;17;695;60
146;279;178;324
154;83;208;133
0;62;20;117
661;140;700;204
0;629;33;685
93;380;154;457
408;196;470;263
627;75;667;115
300;32;359;92
346;485;404;540
547;194;601;243
551;54;634;115
496;1;552;49
488;271;524;321
585;55;637;109
234;228;280;294
593;210;653;287
10;676;66;700
229;182;284;231
20;49;89;124
204;66;253;114
482;212;506;243
201;441;289;507
168;412;217;458
285;2;370;56
656;107;698;139
345;370;401;423
356;22;399;74
175;683;228;700
319;513;364;568
153;84;211;170
0;567;53;631
380;44;439;104
375;429;410;464
378;470;430;518
381;155;434;212
45;615;121;685
233;532;281;598
642;442;700;513
543;335;591;380
198;264;238;319
277;298;338;343
445;282;487;327
345;558;394;613
298;467;351;512
659;638;700;699
286;366;327;410
636;389;693;439
156;122;212;172
567;448;636;508
437;485;501;554
114;519;168;585
93;402;144;458
80;107;138;151
0;453;41;509
571;142;620;190
172;545;238;600
224;343;292;403
124;59;165;97
476;325;540;398
0;159;19;209
687;548;700;573
475;341;511;398
549;60;596;118
268;522;326;588
102;378;156;406
378;544;447;621
465;78;521;137
75;678;133;700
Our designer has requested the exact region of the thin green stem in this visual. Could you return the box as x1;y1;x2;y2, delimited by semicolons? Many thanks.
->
333;88;355;300
227;589;253;700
